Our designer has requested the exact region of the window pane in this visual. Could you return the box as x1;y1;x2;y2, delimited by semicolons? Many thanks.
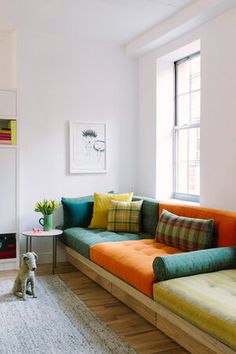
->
174;53;200;200
189;128;200;195
177;93;190;125
177;60;190;95
191;90;200;123
176;129;188;194
175;127;200;196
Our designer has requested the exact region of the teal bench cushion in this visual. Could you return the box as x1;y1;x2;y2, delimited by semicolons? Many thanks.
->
61;227;152;259
153;246;236;280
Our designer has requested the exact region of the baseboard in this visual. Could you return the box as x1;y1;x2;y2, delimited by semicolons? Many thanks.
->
0;259;18;271
19;241;67;264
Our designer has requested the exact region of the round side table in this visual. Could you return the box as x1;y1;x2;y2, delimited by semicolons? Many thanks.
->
21;229;63;274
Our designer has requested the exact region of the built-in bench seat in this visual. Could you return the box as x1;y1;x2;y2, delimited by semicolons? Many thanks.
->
61;196;236;353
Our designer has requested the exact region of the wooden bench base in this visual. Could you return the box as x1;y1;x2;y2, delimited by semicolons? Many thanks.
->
65;245;235;354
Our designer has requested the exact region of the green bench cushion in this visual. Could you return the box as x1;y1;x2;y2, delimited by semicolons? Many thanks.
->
61;227;152;259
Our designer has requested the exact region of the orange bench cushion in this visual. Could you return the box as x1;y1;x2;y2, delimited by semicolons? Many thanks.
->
90;239;182;297
160;203;236;247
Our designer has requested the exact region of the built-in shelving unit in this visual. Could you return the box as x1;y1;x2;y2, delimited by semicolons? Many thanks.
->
0;89;18;270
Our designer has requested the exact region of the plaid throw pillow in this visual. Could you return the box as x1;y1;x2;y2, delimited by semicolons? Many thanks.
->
156;210;214;252
107;200;143;233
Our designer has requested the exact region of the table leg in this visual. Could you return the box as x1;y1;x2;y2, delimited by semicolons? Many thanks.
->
29;237;32;252
53;236;57;275
26;237;29;252
55;236;57;267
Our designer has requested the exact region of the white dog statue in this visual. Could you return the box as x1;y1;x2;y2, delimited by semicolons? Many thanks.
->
13;252;38;301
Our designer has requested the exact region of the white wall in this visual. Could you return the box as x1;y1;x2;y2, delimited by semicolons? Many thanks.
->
200;9;236;210
0;31;16;88
16;30;137;262
137;7;236;212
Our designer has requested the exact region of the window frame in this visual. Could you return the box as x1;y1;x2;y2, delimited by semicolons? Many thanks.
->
173;51;200;203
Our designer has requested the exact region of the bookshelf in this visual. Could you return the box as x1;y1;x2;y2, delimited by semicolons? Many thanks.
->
0;89;18;270
0;118;17;146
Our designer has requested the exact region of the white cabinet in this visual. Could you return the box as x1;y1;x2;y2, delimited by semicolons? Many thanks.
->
0;148;16;232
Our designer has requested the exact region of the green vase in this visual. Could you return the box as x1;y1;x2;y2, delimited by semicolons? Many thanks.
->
39;214;53;231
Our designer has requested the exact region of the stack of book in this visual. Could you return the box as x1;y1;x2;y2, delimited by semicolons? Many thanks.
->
0;233;16;259
0;120;17;145
0;127;11;144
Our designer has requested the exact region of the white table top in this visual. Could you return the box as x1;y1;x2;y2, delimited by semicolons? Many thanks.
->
21;229;63;237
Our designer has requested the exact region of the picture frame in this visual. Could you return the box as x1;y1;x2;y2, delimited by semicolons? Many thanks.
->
69;121;107;174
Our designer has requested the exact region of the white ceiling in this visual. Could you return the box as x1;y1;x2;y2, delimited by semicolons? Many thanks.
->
0;0;195;43
0;0;193;44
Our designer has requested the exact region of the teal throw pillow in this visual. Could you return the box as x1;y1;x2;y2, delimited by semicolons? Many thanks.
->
62;195;94;203
62;199;93;229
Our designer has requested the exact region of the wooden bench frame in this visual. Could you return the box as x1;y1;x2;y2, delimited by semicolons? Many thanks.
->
65;245;235;354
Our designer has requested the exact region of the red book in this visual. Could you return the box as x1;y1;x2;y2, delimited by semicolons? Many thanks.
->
0;135;11;140
0;249;16;259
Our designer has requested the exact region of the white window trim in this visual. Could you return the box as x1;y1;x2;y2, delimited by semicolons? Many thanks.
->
172;52;200;202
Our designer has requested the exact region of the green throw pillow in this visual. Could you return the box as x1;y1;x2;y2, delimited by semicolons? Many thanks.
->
155;209;214;252
132;196;159;236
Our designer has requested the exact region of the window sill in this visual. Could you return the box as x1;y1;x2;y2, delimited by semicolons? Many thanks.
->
167;198;200;206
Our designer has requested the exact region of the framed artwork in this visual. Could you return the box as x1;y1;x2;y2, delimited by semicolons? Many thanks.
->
69;121;107;174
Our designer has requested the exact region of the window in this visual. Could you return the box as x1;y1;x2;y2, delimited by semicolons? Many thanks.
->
173;52;200;202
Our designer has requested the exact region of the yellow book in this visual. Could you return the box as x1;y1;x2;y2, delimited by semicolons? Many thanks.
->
8;120;17;145
0;129;11;134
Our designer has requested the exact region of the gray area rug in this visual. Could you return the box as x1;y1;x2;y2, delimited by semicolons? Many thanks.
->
0;276;136;354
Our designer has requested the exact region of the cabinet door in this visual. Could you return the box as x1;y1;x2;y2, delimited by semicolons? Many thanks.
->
0;148;16;232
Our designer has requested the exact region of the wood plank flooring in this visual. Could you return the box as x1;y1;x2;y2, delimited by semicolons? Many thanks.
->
0;262;188;354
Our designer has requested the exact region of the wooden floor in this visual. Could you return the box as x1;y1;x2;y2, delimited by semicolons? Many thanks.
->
0;262;188;354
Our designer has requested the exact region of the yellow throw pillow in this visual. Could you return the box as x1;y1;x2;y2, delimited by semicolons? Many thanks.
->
89;192;133;229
